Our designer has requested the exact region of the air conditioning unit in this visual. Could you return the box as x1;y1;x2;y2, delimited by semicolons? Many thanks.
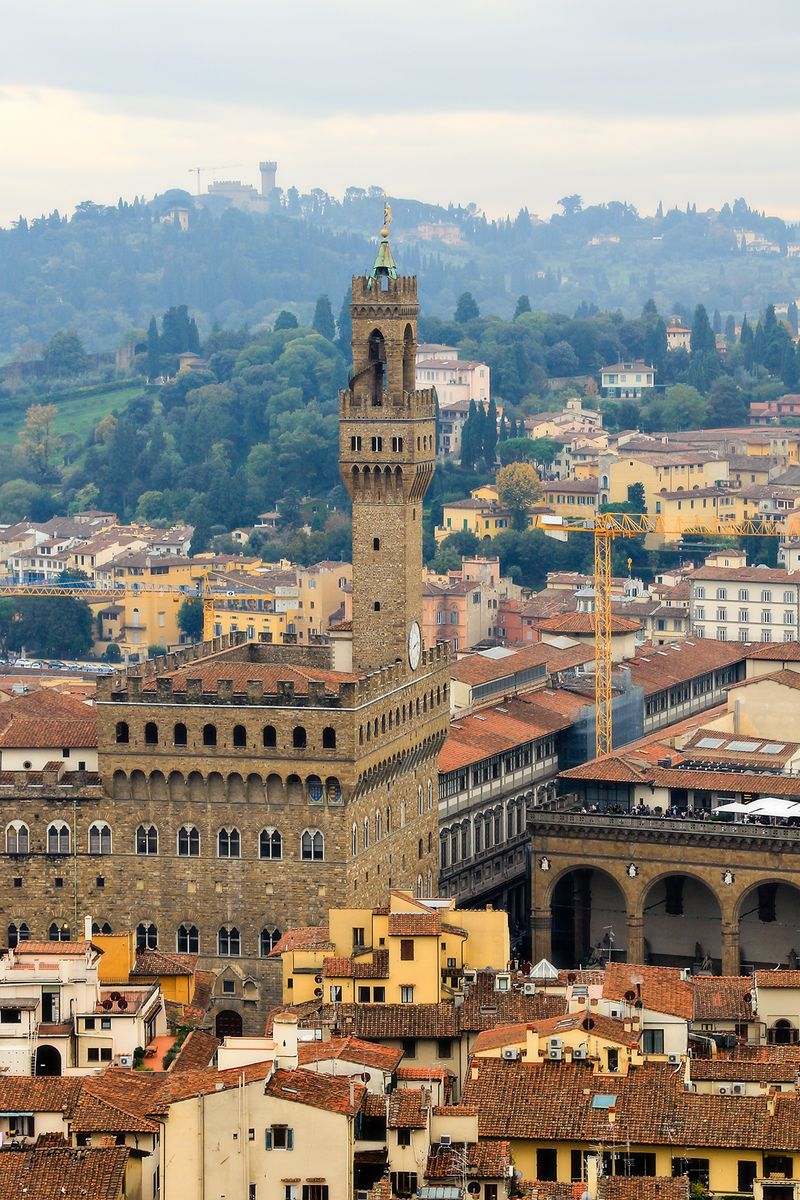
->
718;1085;729;1095
732;1084;745;1095
357;1191;369;1199
668;1054;681;1066
609;1007;622;1019
502;1047;521;1061
549;1038;563;1049
523;982;536;996
118;1054;133;1067
439;1135;452;1146
548;1048;563;1061
572;1047;588;1061
463;969;477;985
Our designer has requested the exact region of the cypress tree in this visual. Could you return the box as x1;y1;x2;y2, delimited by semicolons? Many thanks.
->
483;398;498;464
312;294;336;340
782;342;799;390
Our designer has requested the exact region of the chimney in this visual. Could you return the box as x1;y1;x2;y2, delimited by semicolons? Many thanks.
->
273;1012;298;1071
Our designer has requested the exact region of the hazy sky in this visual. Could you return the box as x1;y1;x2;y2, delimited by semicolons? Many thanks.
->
2;0;800;226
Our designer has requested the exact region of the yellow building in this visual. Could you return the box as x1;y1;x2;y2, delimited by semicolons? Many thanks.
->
463;1052;800;1195
93;933;197;1005
273;890;509;1006
598;451;729;510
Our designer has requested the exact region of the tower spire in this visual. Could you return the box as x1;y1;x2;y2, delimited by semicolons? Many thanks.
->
369;195;398;284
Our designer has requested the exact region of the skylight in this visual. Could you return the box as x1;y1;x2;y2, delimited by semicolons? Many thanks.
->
726;740;761;752
695;737;724;749
592;1095;617;1109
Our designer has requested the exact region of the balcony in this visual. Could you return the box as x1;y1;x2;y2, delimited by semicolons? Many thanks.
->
531;799;800;846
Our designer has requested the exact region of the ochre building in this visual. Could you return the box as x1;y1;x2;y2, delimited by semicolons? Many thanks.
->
0;229;449;1025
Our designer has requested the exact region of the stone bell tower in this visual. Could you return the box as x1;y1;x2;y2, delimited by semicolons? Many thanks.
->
340;205;436;673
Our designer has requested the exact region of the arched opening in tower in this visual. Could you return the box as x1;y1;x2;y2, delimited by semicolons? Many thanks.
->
402;323;414;394
368;329;386;405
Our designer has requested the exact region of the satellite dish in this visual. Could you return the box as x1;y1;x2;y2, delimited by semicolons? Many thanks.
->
117;998;128;1011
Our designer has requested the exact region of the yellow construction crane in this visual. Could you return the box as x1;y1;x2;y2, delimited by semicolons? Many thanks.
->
535;513;788;757
188;164;246;194
0;578;271;645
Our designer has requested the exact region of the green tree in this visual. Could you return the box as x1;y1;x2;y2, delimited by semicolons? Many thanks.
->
455;292;480;323
148;644;167;657
626;482;646;512
690;304;716;356
724;313;736;343
274;310;299;331
42;330;89;377
498;437;537;465
460;400;480;470
178;597;205;643
706;376;747;427
0;599;16;657
557;194;583;217
496;462;542;530
483;398;498;464
0;479;54;522
789;300;799;337
312;295;336;340
513;295;531;320
146;316;160;378
104;642;122;663
11;597;93;658
782;342;799;391
17;404;62;480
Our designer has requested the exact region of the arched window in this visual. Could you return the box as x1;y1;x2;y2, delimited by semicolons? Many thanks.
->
260;927;281;956
426;869;433;898
218;926;240;956
400;798;406;828
88;822;112;855
260;828;282;860
49;922;70;942
375;810;382;842
218;827;241;858
177;924;199;954
136;922;158;950
47;823;70;855
770;1019;798;1046
427;780;433;810
263;725;277;748
115;721;129;744
418;838;424;859
450;826;459;864
178;825;200;857
352;823;358;856
418;785;424;816
322;727;336;750
373;537;381;550
292;726;307;749
363;817;370;850
136;824;158;855
202;723;217;747
386;805;392;835
173;722;187;746
92;921;112;936
440;833;449;870
301;829;324;861
144;721;158;746
416;875;423;899
233;724;247;748
7;922;29;948
5;821;29;855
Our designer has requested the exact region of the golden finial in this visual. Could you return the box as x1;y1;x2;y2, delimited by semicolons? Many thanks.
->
381;195;392;239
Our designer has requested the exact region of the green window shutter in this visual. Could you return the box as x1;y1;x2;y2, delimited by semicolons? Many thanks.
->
265;1129;273;1150
287;1129;294;1150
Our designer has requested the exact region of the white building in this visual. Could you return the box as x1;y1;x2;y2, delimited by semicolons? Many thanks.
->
689;561;800;643
600;361;656;398
0;935;166;1076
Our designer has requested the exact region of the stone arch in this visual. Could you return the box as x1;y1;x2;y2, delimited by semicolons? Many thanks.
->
247;773;264;803
736;878;800;970
168;771;184;803
642;872;722;971
402;322;414;392
286;774;303;804
34;1045;61;1076
548;865;629;969
149;771;167;803
112;770;130;800
215;1009;243;1039
207;772;225;803
325;776;341;805
188;771;205;801
267;773;284;804
367;327;386;405
227;773;245;803
130;770;147;801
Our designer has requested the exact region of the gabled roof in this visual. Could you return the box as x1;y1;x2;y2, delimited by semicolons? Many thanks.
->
603;963;693;1020
364;1087;428;1128
388;912;442;937
691;976;754;1022
323;949;389;979
131;948;197;977
169;1029;220;1073
426;1141;510;1180
264;1067;364;1116
268;925;332;957
0;1076;81;1114
297;1035;401;1073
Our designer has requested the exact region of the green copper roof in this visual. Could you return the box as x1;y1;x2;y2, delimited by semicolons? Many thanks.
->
369;235;398;283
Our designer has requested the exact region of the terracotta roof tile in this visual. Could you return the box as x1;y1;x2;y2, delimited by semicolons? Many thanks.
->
0;716;96;749
331;1003;461;1040
264;1067;364;1115
388;912;442;937
603;964;693;1020
754;970;800;988
131;948;197;977
0;1076;81;1113
169;1030;220;1072
426;1140;510;1180
0;1145;129;1200
463;1057;800;1150
747;640;800;661
537;613;642;635
139;653;362;697
691;976;754;1022
396;1066;451;1081
268;925;332;957
323;949;389;978
440;699;570;774
297;1035;401;1072
460;975;568;1032
689;1060;797;1082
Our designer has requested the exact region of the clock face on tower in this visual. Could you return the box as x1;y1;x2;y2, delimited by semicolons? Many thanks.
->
408;621;421;670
